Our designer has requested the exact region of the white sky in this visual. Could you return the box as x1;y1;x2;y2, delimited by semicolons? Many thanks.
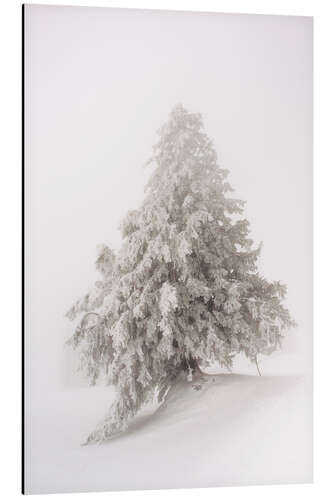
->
25;6;312;393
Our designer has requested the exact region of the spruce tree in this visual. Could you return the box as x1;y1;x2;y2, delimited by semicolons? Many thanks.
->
66;104;295;443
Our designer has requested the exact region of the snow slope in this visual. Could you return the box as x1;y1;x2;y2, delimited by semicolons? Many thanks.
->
25;372;312;494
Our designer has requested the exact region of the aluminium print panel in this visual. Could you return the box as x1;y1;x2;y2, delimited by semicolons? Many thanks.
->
23;4;313;494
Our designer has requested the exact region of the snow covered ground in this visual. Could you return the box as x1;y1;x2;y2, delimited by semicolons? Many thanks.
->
25;359;312;494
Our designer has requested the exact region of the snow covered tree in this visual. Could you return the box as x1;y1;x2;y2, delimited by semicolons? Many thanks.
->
66;104;295;443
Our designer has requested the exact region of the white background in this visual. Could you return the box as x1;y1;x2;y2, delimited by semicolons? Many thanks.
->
0;0;331;499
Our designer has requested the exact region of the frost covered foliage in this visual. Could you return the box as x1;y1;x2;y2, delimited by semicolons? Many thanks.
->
66;105;295;443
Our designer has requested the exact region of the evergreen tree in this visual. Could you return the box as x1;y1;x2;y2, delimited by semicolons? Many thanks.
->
66;104;295;443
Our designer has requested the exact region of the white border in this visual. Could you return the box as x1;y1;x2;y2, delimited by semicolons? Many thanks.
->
1;1;331;499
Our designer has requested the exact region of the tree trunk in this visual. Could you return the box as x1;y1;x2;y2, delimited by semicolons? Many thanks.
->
180;356;205;376
255;355;262;376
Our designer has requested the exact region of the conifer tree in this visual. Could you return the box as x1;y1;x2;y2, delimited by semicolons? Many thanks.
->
66;105;295;443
